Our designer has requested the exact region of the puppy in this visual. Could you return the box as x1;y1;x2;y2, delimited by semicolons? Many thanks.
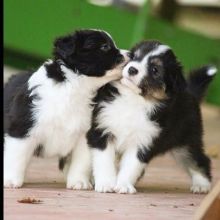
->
87;40;217;194
4;29;129;189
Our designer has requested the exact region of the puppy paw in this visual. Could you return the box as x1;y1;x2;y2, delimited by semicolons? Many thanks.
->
95;180;116;193
67;179;93;190
4;176;23;188
191;174;211;194
190;182;211;194
114;183;136;194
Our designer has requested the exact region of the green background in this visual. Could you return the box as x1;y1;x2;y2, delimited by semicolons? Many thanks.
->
4;0;220;105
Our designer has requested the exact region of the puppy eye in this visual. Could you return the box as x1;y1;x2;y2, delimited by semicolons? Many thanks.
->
100;44;111;52
151;66;158;74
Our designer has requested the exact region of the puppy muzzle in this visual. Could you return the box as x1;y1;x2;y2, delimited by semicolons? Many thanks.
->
120;49;130;65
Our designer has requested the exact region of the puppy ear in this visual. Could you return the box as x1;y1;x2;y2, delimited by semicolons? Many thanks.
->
164;51;187;94
53;34;77;60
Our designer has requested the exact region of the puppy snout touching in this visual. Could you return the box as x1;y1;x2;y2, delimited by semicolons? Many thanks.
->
120;49;130;63
127;52;132;59
116;54;124;64
128;66;138;76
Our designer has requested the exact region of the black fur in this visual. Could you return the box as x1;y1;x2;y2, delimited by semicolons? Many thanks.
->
132;41;186;96
58;154;71;170
4;72;38;138
4;29;128;188
130;40;161;61
92;83;120;105
34;144;44;157
187;65;216;102
87;83;120;150
137;92;211;179
4;29;125;140
87;40;215;184
45;60;66;82
53;30;124;77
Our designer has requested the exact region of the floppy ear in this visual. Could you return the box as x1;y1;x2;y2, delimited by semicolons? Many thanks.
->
53;34;77;60
164;51;186;94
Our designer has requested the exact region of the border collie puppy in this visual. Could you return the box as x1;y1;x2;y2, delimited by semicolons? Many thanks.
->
4;29;129;189
87;40;217;194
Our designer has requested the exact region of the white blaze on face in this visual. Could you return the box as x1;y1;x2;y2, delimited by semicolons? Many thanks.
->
122;45;170;86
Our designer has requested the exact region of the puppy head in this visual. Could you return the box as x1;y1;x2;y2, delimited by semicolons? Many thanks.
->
122;40;186;98
53;29;128;77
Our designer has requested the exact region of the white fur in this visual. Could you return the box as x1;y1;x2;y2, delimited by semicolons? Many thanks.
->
190;170;211;194
66;135;93;190
96;83;160;151
4;136;36;188
93;143;117;193
120;78;141;94
115;147;145;194
207;66;217;76
171;148;211;194
93;82;161;193
134;49;141;58
4;59;126;188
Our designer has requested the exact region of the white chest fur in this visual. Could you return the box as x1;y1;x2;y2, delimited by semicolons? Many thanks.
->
28;63;95;157
97;82;161;153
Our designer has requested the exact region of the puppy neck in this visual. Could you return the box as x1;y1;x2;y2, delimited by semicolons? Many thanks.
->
142;88;168;102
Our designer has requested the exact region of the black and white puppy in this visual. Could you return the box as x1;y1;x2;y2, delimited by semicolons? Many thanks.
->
87;40;217;194
4;29;129;189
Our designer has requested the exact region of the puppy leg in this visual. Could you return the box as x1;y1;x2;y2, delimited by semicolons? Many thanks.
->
66;135;92;190
115;147;145;194
93;143;117;193
58;154;71;179
4;135;35;188
171;146;211;194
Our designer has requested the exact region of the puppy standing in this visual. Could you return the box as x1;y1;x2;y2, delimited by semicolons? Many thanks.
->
87;40;216;193
4;29;129;189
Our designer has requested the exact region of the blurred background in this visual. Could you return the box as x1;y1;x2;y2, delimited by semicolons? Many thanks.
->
3;0;220;105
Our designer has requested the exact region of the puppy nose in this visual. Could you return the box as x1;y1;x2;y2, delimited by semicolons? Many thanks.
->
116;54;124;64
128;66;138;76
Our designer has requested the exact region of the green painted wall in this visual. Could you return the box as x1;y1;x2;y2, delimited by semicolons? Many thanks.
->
4;0;137;57
4;0;220;105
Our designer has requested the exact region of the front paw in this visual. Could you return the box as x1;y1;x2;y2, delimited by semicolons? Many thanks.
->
114;183;136;194
95;179;116;193
67;179;93;190
4;175;24;188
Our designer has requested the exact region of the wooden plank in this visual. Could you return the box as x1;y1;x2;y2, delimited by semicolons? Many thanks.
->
194;181;220;220
4;156;220;220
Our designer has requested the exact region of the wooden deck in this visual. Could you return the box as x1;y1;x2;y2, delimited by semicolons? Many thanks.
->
4;155;220;220
3;67;220;219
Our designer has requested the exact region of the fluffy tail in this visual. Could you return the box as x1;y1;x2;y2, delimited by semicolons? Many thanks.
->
187;65;217;102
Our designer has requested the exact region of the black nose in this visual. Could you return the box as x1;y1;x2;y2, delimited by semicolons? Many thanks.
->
116;54;124;64
128;66;138;76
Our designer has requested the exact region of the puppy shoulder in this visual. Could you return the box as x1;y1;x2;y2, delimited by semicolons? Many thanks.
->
93;82;120;104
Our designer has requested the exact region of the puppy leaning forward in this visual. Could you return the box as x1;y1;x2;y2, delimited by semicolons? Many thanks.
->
87;40;217;194
4;29;129;189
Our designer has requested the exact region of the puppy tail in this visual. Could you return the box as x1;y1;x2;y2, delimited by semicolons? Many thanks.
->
187;65;217;102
